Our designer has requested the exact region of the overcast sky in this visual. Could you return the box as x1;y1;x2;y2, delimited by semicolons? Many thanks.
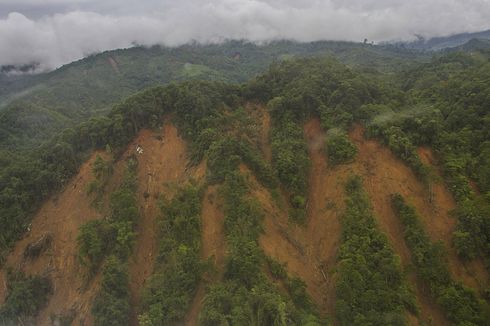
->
1;0;490;71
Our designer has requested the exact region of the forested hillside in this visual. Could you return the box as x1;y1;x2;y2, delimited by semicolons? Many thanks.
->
0;45;489;325
0;40;427;151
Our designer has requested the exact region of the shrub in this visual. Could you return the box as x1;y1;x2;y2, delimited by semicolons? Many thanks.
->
0;271;52;321
336;176;416;325
92;256;130;326
325;133;357;166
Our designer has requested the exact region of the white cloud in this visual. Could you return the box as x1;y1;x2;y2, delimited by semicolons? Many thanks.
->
1;0;490;70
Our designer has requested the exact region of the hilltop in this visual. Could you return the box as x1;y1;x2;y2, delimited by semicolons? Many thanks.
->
0;40;428;151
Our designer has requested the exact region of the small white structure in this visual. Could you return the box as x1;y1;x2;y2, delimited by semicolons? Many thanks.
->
136;145;144;155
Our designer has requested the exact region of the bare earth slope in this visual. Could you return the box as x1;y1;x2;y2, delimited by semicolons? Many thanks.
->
1;114;486;325
126;123;206;324
0;122;206;325
259;119;487;325
184;185;226;325
0;152;106;325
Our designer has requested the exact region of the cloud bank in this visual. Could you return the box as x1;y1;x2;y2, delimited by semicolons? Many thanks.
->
1;0;490;71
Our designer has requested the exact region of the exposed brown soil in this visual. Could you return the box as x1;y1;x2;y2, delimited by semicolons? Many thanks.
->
349;126;446;325
348;125;490;324
257;119;343;316
126;123;206;325
0;152;108;325
416;147;488;291
2;109;486;326
258;119;454;324
184;185;226;325
0;123;208;325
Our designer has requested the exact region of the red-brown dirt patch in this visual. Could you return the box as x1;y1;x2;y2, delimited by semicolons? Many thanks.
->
416;147;488;292
184;185;226;325
257;119;344;316
0;123;208;325
348;125;490;324
350;125;488;290
0;152;108;325
126;123;205;325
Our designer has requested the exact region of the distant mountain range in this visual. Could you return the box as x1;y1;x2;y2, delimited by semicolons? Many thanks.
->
0;40;426;150
398;29;490;50
1;29;490;151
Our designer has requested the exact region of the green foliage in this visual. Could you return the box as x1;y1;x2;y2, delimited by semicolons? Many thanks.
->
1;41;422;149
336;176;416;325
269;100;310;223
77;157;139;278
77;219;115;275
325;133;357;166
265;261;315;313
86;154;113;207
387;54;490;267
0;271;52;322
452;196;490;263
75;158;138;323
391;194;487;324
201;172;322;325
367;124;429;180
92;256;130;326
139;185;204;325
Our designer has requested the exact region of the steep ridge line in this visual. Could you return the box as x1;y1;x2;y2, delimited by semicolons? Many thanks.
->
184;185;226;325
127;123;206;325
0;152;109;325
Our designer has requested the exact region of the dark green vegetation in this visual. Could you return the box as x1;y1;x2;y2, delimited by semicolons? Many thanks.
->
365;51;490;267
391;194;487;324
86;154;114;208
0;270;51;323
76;157;138;324
0;40;427;151
326;133;357;166
247;57;397;221
336;176;416;325
92;256;131;326
1;39;490;324
78;157;138;274
200;172;321;325
139;185;204;324
269;100;310;222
